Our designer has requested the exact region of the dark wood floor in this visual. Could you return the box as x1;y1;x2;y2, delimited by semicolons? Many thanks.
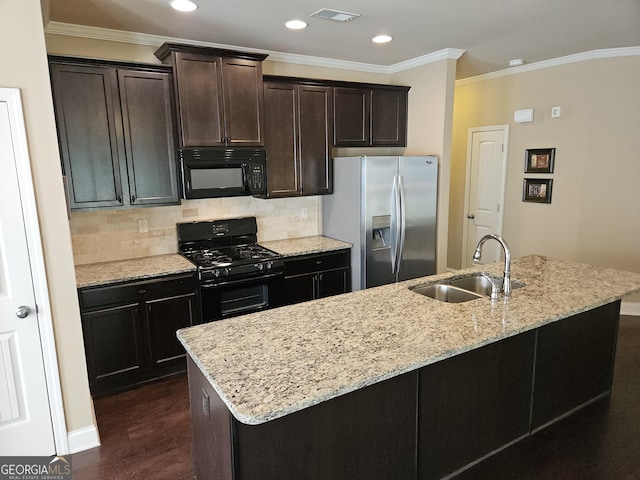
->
72;316;640;480
71;374;193;479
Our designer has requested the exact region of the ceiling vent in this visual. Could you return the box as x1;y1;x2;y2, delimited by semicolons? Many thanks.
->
310;8;361;22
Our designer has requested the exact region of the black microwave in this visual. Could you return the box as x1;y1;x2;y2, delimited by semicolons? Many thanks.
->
179;148;267;199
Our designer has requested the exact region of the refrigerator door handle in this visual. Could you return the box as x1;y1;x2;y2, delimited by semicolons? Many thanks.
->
397;175;406;275
391;175;403;275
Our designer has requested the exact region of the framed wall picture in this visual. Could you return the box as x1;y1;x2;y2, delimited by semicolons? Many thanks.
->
525;148;555;173
523;178;553;203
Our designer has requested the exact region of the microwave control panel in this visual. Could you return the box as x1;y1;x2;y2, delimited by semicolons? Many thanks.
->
249;164;264;190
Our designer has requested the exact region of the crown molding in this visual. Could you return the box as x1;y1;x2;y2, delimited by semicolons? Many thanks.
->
456;46;640;86
388;48;465;74
44;21;464;75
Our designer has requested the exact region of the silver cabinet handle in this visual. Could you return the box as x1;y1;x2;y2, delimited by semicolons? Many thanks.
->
467;214;475;219
16;305;31;318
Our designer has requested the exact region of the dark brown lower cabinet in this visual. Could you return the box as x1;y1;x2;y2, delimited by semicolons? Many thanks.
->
531;301;620;430
418;331;536;480
188;357;417;480
187;301;620;480
79;273;200;396
283;249;351;305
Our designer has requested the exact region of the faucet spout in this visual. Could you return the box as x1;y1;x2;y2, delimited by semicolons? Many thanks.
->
473;234;511;298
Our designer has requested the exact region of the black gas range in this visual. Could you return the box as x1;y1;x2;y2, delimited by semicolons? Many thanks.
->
178;217;285;322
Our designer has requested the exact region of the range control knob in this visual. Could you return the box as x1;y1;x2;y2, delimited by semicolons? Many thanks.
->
213;269;221;278
256;263;265;271
265;261;274;270
223;268;231;276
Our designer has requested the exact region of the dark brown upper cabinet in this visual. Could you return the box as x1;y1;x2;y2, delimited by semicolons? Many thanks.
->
334;85;409;147
49;57;179;209
263;77;333;197
154;43;268;148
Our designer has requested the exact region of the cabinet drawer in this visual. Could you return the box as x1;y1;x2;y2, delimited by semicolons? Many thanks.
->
79;273;197;311
284;250;350;277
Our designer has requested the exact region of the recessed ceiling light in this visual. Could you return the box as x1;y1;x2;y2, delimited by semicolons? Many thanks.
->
509;58;524;67
170;0;198;12
285;20;308;30
372;35;392;44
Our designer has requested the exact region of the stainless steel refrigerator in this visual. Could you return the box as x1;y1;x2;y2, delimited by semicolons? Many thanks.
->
322;155;438;291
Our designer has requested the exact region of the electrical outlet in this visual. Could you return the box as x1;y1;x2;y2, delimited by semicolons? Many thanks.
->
551;106;562;118
202;388;210;420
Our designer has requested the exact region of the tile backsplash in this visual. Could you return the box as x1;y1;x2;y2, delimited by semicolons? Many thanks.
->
70;196;321;265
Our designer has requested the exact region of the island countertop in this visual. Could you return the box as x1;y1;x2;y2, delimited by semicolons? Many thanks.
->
177;255;640;425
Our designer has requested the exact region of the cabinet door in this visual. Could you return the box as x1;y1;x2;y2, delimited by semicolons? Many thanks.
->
317;268;350;298
81;303;145;395
333;87;370;147
371;88;407;147
531;301;620;431
145;292;198;366
299;85;333;195
50;64;124;208
174;52;225;146
284;273;317;305
221;57;265;146
118;69;179;205
264;81;299;196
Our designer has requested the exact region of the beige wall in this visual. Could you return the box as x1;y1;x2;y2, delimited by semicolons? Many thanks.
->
392;59;457;273
1;2;95;433
449;56;640;301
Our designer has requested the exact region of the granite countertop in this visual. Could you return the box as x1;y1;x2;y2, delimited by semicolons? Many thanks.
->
177;255;640;426
74;236;349;288
261;236;351;257
75;254;196;288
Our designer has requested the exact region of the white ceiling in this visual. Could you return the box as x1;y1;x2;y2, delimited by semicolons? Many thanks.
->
47;0;640;79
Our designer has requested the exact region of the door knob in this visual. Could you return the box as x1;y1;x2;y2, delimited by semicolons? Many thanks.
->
16;305;31;318
467;214;475;219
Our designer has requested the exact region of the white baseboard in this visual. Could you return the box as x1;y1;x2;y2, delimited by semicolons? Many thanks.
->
621;300;640;317
68;425;100;454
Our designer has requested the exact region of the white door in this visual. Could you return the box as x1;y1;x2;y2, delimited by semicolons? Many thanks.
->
0;94;56;454
462;126;509;268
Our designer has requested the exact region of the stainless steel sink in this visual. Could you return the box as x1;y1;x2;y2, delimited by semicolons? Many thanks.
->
410;284;485;303
448;274;495;296
410;273;525;303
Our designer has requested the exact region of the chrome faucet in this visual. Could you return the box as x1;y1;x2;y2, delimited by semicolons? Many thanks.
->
473;234;511;299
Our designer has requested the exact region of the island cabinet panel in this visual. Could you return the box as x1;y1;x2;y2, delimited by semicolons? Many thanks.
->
263;79;333;197
155;44;268;148
531;301;620;431
79;274;200;396
417;330;536;480
188;357;418;480
49;58;179;209
283;249;351;305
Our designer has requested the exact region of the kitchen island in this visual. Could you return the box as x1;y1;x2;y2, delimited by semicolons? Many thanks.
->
177;255;640;480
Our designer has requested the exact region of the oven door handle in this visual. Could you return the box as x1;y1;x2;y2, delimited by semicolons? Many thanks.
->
199;272;283;288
